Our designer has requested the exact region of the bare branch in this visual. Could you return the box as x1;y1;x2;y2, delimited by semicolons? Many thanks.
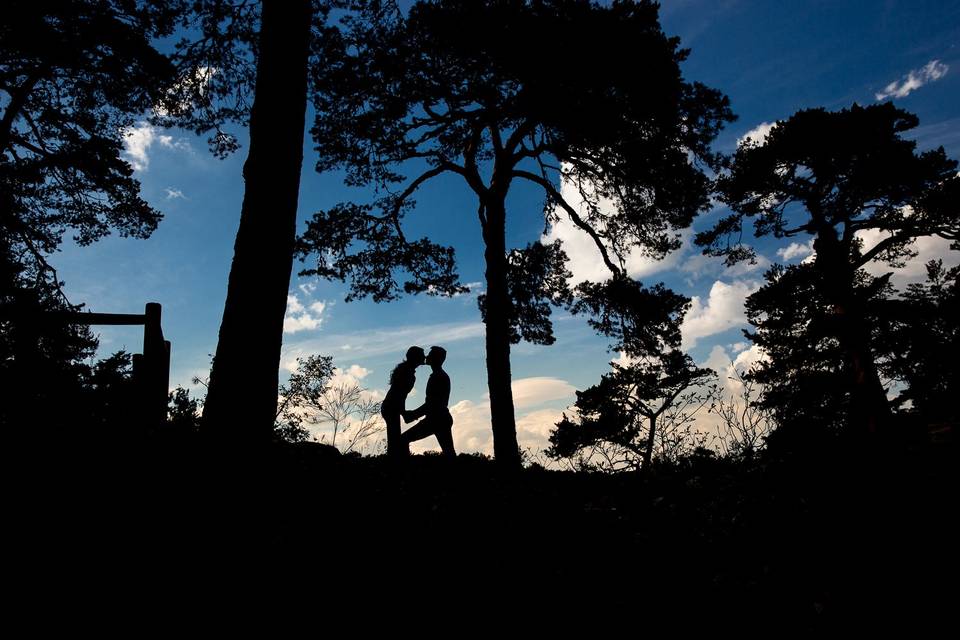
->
512;169;623;277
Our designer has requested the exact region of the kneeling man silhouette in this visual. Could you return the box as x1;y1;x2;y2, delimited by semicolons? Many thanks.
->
401;346;455;458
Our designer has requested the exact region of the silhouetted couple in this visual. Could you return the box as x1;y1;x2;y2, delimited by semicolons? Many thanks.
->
381;345;455;459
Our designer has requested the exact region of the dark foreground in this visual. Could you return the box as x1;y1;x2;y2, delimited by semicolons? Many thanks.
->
9;432;955;631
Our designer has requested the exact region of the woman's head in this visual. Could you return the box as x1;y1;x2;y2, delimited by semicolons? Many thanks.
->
405;346;426;366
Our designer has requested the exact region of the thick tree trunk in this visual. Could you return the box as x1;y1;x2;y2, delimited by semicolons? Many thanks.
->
482;198;521;467
643;415;656;470
813;230;892;435
201;0;311;442
833;300;892;434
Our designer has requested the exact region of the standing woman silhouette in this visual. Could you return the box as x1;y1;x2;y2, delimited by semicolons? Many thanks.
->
381;346;425;457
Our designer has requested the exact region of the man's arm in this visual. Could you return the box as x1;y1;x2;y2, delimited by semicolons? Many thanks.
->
404;402;427;422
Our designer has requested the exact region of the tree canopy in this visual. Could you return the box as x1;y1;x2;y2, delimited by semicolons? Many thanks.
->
299;0;734;464
1;0;180;290
697;103;959;435
0;1;185;431
549;349;714;471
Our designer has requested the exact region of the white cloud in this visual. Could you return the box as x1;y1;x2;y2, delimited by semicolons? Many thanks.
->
298;281;318;296
440;399;493;455
679;249;771;283
732;343;768;374
415;398;567;458
330;363;371;385
681;279;761;351
541;170;685;284
876;60;949;100
122;121;191;172
699;343;768;396
281;320;486;369
122;123;158;171
856;228;959;288
287;295;304;314
776;239;815;262
331;363;386;402
515;408;567;449
737;121;777;147
497;376;576;409
164;187;186;200
702;344;733;381
729;341;749;354
283;294;328;334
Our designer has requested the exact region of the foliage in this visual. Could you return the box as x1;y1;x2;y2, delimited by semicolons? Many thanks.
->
302;0;734;300
477;241;573;345
0;1;184;433
298;0;733;462
84;350;137;430
295;201;465;302
0;243;98;429
698;103;959;435
709;363;776;459
697;103;958;267
549;262;714;471
156;0;351;157
1;1;180;282
275;354;383;451
167;386;202;432
875;259;960;424
570;276;689;355
548;351;714;472
742;263;858;437
740;257;957;453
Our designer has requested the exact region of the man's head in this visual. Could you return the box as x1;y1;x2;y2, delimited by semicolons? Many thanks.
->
426;346;446;367
406;346;426;366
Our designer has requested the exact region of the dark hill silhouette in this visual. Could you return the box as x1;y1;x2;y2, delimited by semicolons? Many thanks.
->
8;425;955;630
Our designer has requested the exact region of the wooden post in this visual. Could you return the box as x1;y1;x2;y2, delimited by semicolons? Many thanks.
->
143;303;168;429
43;303;171;430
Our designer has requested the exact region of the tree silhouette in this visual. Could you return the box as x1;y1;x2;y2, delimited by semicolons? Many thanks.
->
298;0;733;465
741;263;885;449
1;1;177;275
0;1;181;430
274;353;334;443
162;0;318;441
549;351;714;472
709;361;776;459
697;103;959;435
548;280;714;472
875;260;959;426
167;386;202;433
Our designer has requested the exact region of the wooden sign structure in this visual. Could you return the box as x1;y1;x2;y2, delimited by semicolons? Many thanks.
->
60;302;171;428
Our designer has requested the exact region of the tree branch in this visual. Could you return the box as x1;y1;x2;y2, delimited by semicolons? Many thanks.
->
512;169;623;277
853;230;914;269
0;69;44;155
385;165;452;241
504;119;535;155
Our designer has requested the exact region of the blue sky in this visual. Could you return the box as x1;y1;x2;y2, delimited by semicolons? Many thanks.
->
52;0;959;455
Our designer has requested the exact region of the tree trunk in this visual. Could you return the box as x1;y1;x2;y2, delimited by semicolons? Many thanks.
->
482;197;521;467
813;230;892;435
201;0;311;443
643;415;657;470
